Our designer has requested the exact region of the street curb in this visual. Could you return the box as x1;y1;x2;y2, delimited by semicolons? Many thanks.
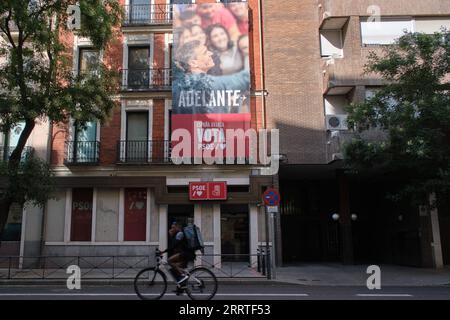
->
265;279;450;287
0;279;284;286
1;279;449;287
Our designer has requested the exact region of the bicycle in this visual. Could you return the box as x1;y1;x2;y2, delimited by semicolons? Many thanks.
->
134;249;218;300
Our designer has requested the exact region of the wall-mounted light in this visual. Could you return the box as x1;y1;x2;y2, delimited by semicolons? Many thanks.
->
332;213;340;221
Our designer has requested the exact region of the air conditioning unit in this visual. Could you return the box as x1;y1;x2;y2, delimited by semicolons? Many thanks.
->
326;114;348;130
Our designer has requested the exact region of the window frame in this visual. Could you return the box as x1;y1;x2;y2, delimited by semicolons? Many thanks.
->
359;16;414;47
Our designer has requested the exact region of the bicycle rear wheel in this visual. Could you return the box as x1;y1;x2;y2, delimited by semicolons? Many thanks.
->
134;267;167;300
185;267;218;300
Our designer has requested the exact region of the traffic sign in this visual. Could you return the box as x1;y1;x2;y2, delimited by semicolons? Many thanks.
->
267;206;279;213
262;188;280;206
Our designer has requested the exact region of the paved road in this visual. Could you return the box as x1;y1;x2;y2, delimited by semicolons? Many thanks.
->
0;284;449;300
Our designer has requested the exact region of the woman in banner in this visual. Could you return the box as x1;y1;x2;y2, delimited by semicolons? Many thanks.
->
206;24;244;75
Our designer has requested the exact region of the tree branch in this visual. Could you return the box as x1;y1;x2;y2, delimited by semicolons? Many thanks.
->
1;8;17;49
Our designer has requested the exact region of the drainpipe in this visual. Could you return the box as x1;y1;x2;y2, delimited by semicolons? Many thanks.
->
258;0;267;130
19;207;27;268
39;119;54;257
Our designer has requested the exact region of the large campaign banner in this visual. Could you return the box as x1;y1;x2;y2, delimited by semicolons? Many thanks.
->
171;2;250;160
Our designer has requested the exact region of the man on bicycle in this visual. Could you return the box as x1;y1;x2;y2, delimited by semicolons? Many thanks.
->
161;221;195;286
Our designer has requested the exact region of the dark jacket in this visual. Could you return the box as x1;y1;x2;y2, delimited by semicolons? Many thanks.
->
169;230;196;262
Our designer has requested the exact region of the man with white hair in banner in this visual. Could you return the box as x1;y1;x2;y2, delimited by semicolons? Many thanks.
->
173;40;249;114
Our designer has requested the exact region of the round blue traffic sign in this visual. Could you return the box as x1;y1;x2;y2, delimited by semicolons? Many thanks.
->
262;188;280;206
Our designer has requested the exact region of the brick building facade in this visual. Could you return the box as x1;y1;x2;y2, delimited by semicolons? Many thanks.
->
8;0;274;270
264;0;450;267
2;0;450;270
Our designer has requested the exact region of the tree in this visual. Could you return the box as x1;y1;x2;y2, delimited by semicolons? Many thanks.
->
344;30;450;207
0;1;122;237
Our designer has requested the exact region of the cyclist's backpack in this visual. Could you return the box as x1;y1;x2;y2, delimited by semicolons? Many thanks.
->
183;224;204;253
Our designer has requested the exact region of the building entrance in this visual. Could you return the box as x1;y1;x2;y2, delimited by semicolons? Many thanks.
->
221;204;249;262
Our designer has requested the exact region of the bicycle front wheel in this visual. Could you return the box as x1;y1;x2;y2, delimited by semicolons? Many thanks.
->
185;267;218;301
134;267;167;300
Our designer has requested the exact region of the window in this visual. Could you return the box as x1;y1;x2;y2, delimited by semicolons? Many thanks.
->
361;16;450;46
365;87;379;100
128;47;150;89
71;188;93;241
365;87;399;114
218;0;246;3
360;18;413;45
1;203;22;241
124;188;147;241
6;122;25;148
78;48;100;75
324;96;348;115
171;0;195;4
2;122;25;162
72;121;98;163
414;17;450;34
320;30;343;57
126;112;149;162
130;0;151;23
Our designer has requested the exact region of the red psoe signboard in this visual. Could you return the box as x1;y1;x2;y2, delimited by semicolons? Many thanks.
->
189;182;227;201
71;188;93;241
189;182;209;200
172;3;251;162
208;182;227;200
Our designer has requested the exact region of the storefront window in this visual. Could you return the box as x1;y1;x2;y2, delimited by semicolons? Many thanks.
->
221;204;249;261
71;188;93;241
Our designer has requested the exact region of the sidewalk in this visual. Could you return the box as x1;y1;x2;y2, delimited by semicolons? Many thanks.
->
2;263;450;286
272;263;450;287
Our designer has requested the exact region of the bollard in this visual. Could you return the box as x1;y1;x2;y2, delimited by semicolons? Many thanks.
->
257;249;261;273
261;248;266;276
266;248;272;280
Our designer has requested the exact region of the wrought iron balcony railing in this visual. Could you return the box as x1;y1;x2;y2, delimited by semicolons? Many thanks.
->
123;4;172;26
0;146;34;163
65;141;100;165
117;140;171;164
120;68;172;91
74;69;101;77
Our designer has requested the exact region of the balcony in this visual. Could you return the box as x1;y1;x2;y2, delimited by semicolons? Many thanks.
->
117;140;171;164
0;146;34;163
122;4;172;26
120;68;172;91
322;58;357;96
64;141;100;165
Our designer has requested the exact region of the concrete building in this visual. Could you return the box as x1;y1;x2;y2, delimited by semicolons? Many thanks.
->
263;0;450;268
0;120;51;257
